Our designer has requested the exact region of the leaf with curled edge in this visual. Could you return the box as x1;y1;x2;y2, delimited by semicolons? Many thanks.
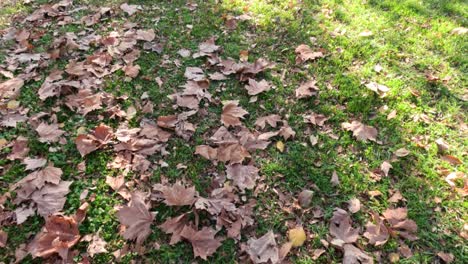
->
246;231;279;264
153;182;197;206
342;121;378;142
221;100;248;127
158;213;189;245
226;164;259;191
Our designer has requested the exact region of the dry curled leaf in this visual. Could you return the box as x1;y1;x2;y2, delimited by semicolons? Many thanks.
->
36;123;65;143
295;44;324;64
295;79;319;99
329;208;360;246
226;164;259;191
153;182;197;206
245;78;271;95
342;121;378;142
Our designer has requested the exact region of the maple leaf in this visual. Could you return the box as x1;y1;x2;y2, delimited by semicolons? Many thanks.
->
180;225;223;260
16;165;62;190
7;136;29;160
159;213;189;245
82;234;108;257
75;124;113;157
246;231;279;264
295;44;324;64
255;115;282;129
195;145;218;160
304;112;328;126
184;67;205;81
35;123;65;143
226;164;259;191
363;212;389;246
117;192;155;244
295;79;319;98
153;182;197;206
342;121;378;142
221;101;248;127
217;143;250;164
342;244;374;264
28;215;80;261
136;29;155;42
245;78;271;95
123;64;140;78
329;208;360;246
0;78;24;99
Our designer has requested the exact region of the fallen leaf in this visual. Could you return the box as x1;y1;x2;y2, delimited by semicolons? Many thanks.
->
36;123;65;143
342;121;378;142
342;244;374;264
221;100;248;127
246;231;279;264
365;82;390;97
0;230;7;248
437;252;454;263
180;225;223;260
296;79;319;98
86;234;108;257
245;78;271;95
329;208;360;245
331;171;340;186
288;226;306;247
117;192;154;244
226;164;259;191
298;190;314;208
0;78;24;99
347;198;361;214
394;148;410;157
295;44;324;64
435;138;450;153
28;215;81;261
276;141;285;152
159;213;189;245
441;155;462;165
120;3;140;16
312;248;325;260
255;115;282;129
22;158;47;171
153;182;197;206
363;212;389;246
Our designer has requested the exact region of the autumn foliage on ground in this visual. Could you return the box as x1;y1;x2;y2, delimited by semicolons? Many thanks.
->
0;0;466;263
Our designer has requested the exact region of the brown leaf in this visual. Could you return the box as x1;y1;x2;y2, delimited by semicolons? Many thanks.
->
246;231;279;264
255;115;282;129
437;252;454;263
342;121;378;142
304;112;328;126
380;161;392;177
180;225;223;260
158;213;189;245
22;158;47;171
7;136;29;160
136;29;155;42
217;143;250;164
0;78;24;100
120;3;140;16
298;190;314;208
85;234;108;257
295;44;324;64
195;145;218;160
382;208;418;241
184;67;205;81
32;181;72;218
36;123;65;143
331;170;340;186
226;164;259;191
75;124;113;157
16;165;63;190
221;100;248;127
363;212;389;246
440;155;462;165
28;215;80;261
312;248;326;260
153;182;197;206
329;208;360;245
117;192;154;244
343;244;374;264
295;79;319;99
245;78;271;95
0;230;7;248
435;138;450;153
394;148;410;157
123;64;140;78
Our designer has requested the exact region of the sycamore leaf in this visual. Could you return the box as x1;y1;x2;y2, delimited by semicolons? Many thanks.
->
363;212;389;246
36;123;65;143
342;121;378;142
22;158;47;171
117;192;154;244
382;207;418;241
28;215;80;261
295;44;324;64
136;29;155;42
296;80;319;99
85;234;108;257
246;231;279;264
195;145;218;160
32;181;72;218
0;230;7;248
347;198;361;214
0;78;24;99
221;101;248;127
153;182;197;206
255;115;282;129
180;225;223;260
343;244;374;264
245;78;271;95
120;3;140;16
158;213;189;245
329;208;360;245
226;164;259;191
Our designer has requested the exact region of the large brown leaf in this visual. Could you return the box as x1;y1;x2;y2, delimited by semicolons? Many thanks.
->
117;192;154;244
28;215;80;261
221;100;248;127
363;212;389;246
0;78;24;99
245;78;271;95
153;182;197;206
342;244;374;264
246;231;279;264
295;44;324;64
158;213;189;245
342;121;378;142
180;225;222;260
329;208;360;246
35;123;65;143
226;164;259;191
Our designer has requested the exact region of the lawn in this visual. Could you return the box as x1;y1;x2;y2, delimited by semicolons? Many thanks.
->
0;0;466;263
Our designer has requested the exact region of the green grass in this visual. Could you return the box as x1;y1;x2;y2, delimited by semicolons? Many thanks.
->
0;0;467;263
